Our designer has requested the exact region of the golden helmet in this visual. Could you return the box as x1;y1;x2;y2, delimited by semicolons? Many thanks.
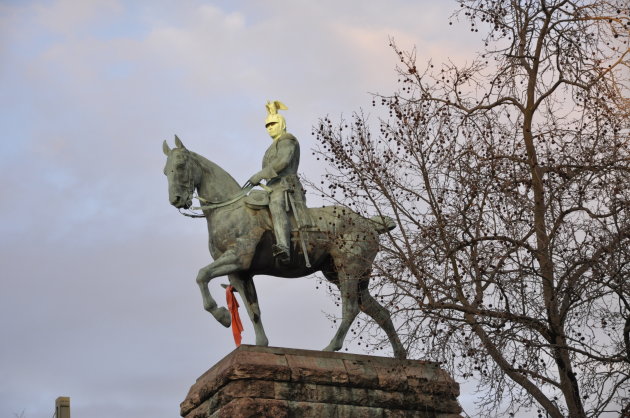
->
265;100;288;131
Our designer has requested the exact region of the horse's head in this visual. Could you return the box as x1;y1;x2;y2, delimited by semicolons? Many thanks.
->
163;136;195;209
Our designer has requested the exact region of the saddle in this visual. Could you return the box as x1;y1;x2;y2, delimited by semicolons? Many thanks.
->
245;189;314;227
244;189;270;209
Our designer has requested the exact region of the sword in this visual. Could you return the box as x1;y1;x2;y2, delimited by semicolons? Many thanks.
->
287;191;311;268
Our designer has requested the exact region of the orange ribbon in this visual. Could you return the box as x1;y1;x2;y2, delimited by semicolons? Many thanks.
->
225;285;244;346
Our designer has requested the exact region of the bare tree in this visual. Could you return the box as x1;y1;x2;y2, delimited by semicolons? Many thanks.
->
312;0;629;416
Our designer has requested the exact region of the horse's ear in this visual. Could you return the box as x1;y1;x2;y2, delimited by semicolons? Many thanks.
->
174;135;186;149
162;140;171;155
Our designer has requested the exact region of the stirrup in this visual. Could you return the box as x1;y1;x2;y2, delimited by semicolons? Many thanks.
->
272;244;290;264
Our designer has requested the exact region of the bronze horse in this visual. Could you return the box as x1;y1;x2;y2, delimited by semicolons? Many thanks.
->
163;137;406;358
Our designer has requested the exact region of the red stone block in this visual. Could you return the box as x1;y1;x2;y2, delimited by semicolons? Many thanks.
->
180;345;462;417
285;352;349;385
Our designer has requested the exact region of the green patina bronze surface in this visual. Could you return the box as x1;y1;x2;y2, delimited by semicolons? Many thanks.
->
162;102;405;358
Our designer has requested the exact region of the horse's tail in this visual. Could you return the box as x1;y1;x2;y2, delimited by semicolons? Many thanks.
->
369;215;397;234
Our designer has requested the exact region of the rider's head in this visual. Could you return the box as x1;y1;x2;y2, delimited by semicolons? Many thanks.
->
265;101;287;140
265;114;286;140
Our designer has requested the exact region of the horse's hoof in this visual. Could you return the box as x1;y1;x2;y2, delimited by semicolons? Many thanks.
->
322;344;338;352
215;307;231;328
256;337;269;346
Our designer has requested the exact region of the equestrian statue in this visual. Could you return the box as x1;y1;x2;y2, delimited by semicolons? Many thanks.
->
162;101;406;359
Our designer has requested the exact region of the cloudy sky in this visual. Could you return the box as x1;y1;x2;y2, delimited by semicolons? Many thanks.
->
0;1;480;416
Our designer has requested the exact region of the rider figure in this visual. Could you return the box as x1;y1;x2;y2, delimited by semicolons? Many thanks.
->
247;101;305;264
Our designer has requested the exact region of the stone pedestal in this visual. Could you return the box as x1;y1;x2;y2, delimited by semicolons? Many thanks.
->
181;345;462;418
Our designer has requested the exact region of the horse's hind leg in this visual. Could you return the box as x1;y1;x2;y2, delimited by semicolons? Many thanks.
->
228;273;269;346
359;286;407;359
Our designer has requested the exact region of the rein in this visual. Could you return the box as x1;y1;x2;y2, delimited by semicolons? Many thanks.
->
178;184;272;218
192;184;254;210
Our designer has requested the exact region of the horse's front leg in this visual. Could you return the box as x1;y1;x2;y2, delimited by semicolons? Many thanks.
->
196;249;243;327
228;274;269;346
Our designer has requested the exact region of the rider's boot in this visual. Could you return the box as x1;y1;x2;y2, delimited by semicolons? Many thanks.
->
272;215;291;265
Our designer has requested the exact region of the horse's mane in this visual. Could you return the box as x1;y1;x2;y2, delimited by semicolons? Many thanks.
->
190;151;240;192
